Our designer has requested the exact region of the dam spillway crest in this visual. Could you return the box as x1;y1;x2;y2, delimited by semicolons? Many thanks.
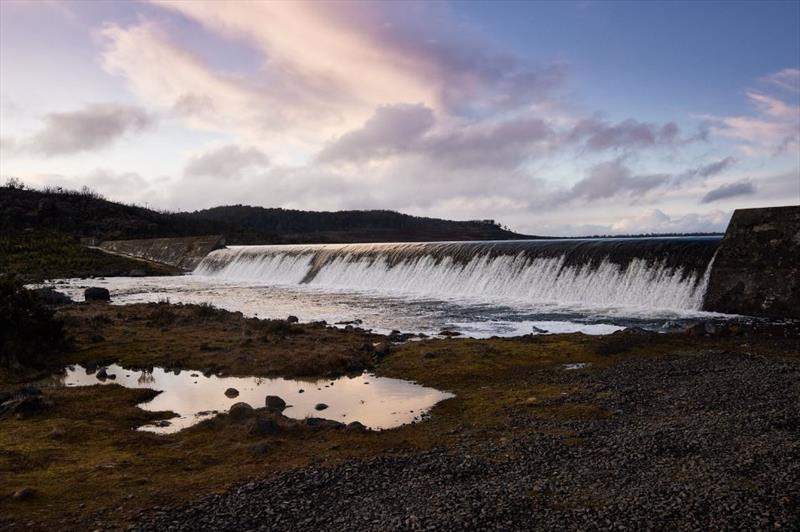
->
194;238;722;311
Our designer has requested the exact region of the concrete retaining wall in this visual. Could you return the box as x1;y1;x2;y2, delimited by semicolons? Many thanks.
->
703;206;800;318
98;235;226;271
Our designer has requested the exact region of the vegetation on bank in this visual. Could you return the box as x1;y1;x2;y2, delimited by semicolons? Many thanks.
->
0;277;67;368
1;181;533;246
0;231;178;283
2;297;798;529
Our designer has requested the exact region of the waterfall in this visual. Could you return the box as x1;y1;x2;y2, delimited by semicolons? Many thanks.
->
194;237;721;310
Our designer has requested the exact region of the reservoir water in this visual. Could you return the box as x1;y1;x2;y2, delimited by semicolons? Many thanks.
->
49;237;728;337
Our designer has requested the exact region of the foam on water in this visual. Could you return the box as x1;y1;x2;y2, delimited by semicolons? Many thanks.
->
195;238;720;312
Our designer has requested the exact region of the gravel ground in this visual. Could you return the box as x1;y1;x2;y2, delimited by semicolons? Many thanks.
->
133;351;800;531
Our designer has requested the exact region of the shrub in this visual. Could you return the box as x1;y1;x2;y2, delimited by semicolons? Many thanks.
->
0;276;67;367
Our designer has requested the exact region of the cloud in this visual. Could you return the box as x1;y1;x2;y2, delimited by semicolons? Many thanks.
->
317;104;435;163
761;68;800;92
565;159;670;201
672;156;736;185
319;103;553;169
708;72;800;156
185;145;270;178
567;118;683;151
700;180;757;204
609;209;731;234
423;116;553;168
7;103;155;156
100;1;566;155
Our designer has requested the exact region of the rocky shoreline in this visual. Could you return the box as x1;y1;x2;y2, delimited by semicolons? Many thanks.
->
2;298;798;531
133;351;799;531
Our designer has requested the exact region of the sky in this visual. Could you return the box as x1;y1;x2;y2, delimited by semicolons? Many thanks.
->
1;0;798;236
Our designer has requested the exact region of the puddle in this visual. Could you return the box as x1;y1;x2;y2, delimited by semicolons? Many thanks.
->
563;363;592;370
57;364;454;434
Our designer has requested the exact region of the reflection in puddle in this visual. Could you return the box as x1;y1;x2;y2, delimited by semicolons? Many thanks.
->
58;364;454;434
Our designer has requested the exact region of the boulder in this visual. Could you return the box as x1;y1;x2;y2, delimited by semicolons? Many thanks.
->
247;417;281;436
96;367;109;380
374;342;391;358
305;417;344;429
346;421;368;432
265;395;287;411
224;388;240;398
228;402;254;422
0;394;51;419
286;315;299;323
11;487;34;501
84;287;110;302
33;287;73;305
314;403;329;411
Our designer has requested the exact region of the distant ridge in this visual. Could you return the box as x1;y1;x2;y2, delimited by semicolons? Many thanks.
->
0;185;535;244
181;204;538;244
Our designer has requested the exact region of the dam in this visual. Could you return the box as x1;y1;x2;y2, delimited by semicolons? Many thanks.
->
194;238;721;312
89;205;799;322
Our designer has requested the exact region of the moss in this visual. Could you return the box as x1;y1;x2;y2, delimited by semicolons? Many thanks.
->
2;302;798;529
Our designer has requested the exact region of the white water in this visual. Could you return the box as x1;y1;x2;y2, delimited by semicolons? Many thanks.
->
196;244;717;311
44;238;728;338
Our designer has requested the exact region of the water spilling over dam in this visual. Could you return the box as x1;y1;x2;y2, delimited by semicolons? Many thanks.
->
195;238;721;311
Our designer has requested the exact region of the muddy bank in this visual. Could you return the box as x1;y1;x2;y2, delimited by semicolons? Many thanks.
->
133;352;800;531
1;301;798;530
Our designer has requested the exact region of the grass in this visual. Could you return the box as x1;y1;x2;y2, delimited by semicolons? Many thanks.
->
0;230;179;283
1;302;798;529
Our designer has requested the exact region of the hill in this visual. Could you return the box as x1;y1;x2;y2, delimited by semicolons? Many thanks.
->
0;185;534;244
181;205;532;244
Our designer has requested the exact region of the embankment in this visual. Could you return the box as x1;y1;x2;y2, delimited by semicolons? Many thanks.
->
704;205;800;318
98;235;226;271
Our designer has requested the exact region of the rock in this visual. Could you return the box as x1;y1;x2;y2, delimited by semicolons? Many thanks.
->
314;403;329;411
128;269;146;277
305;417;344;429
224;388;240;398
96;367;109;380
48;428;65;439
346;421;368;432
11;487;34;501
247;417;281;436
0;395;49;418
374;342;391;358
298;389;305;394
228;402;254;422
438;330;462;337
286;315;299;323
423;352;437;359
33;287;73;305
84;287;110;302
265;396;287;411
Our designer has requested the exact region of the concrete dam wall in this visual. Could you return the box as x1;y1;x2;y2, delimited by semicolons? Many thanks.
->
98;235;226;271
704;205;800;318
